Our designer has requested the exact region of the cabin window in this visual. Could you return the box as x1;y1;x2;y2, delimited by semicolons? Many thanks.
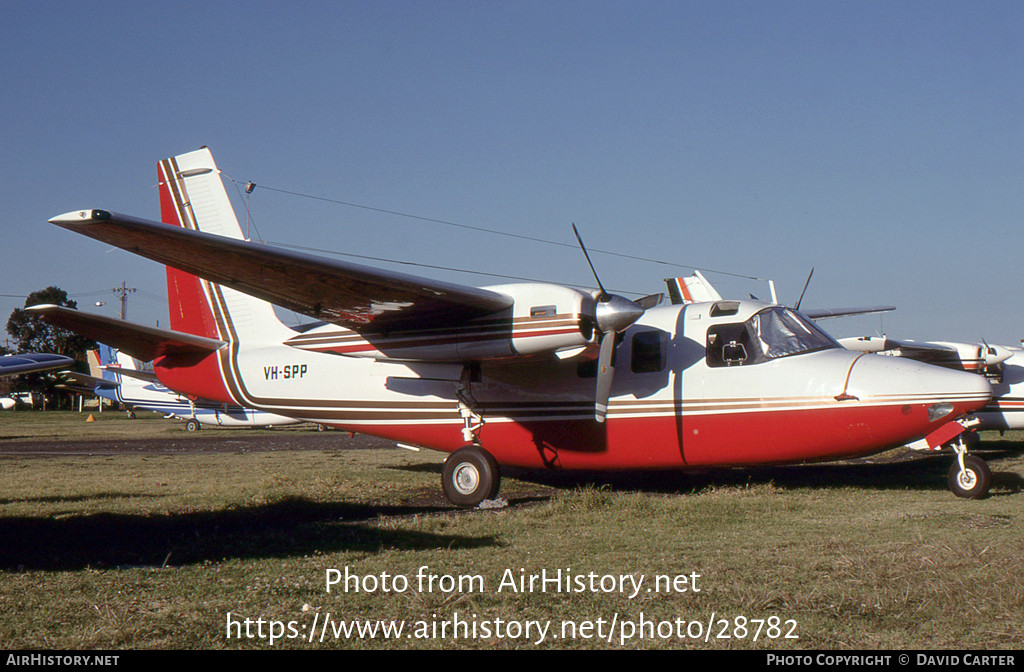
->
631;331;666;373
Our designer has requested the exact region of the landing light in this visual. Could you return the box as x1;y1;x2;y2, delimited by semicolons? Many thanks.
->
928;402;954;423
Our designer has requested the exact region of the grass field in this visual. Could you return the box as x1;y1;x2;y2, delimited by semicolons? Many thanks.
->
1;411;1022;649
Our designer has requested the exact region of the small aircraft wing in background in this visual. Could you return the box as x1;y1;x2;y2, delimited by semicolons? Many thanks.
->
800;306;896;320
101;365;160;384
0;353;75;377
61;371;118;391
0;353;76;410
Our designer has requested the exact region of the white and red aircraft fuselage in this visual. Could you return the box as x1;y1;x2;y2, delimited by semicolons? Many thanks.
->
35;148;993;505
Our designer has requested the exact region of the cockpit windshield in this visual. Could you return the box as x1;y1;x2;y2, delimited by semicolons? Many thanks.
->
749;307;839;360
705;306;840;368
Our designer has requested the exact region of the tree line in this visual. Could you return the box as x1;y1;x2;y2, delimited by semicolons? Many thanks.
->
2;287;96;408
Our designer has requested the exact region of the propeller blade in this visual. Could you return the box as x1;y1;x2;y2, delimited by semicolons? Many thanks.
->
570;223;647;423
635;293;664;310
794;267;814;311
572;223;608;299
594;332;617;422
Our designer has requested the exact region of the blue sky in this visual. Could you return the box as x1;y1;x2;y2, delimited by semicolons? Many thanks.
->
2;1;1023;347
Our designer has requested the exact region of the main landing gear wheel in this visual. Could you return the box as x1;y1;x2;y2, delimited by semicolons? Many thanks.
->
185;418;200;432
948;454;991;499
442;446;501;508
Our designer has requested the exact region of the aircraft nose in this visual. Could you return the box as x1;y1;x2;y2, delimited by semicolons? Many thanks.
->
848;353;992;419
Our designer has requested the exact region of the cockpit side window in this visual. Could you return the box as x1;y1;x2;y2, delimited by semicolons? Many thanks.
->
706;322;756;367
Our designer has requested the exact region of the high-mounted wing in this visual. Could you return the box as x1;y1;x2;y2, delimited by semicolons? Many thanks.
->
27;305;225;363
49;209;514;333
0;353;75;377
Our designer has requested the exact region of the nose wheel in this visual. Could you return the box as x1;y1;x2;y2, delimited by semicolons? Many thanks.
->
948;449;991;499
442;446;501;508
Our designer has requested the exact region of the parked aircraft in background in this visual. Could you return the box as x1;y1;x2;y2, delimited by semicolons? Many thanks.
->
34;147;994;504
665;271;897;320
0;353;75;410
63;344;302;431
841;336;1021;431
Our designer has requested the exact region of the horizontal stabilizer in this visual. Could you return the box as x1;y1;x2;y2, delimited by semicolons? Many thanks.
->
801;306;895;320
27;305;225;362
102;365;161;384
62;371;119;390
48;209;514;332
0;353;75;377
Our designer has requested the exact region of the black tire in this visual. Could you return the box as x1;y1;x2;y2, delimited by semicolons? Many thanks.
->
948;454;991;499
185;418;200;432
442;446;500;508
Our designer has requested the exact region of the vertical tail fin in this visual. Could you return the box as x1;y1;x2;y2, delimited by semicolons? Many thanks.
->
87;348;106;379
665;271;723;305
157;148;293;344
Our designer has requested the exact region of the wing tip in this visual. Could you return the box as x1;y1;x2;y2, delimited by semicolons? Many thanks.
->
48;209;112;225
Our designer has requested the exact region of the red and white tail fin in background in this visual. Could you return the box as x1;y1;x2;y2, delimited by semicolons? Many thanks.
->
157;147;294;345
665;271;723;305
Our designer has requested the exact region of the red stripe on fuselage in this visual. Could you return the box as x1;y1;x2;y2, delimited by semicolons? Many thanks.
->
318;396;986;471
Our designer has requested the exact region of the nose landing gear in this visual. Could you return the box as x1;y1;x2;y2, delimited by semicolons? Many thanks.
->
910;416;992;499
948;444;992;500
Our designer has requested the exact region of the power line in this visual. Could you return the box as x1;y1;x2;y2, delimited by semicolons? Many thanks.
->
264;240;641;295
225;177;767;282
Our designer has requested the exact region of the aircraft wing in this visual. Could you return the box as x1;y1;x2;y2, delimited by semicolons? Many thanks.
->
0;353;75;377
62;371;119;390
49;210;515;332
101;366;161;384
800;306;895;320
27;305;225;363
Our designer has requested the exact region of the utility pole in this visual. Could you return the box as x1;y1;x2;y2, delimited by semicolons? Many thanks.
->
112;281;136;320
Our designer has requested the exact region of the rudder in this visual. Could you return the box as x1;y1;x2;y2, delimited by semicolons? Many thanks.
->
157;148;293;345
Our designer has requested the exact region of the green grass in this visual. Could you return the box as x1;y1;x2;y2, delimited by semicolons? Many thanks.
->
0;409;314;441
1;412;1022;649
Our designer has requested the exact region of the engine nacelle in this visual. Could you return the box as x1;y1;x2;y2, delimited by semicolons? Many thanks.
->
285;283;597;362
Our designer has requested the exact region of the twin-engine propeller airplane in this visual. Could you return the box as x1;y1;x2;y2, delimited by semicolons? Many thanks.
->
33;148;995;504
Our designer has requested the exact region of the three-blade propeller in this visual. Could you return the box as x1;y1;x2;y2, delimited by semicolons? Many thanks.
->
572;224;646;423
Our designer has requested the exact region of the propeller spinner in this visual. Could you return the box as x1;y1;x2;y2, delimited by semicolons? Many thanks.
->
572;224;646;422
